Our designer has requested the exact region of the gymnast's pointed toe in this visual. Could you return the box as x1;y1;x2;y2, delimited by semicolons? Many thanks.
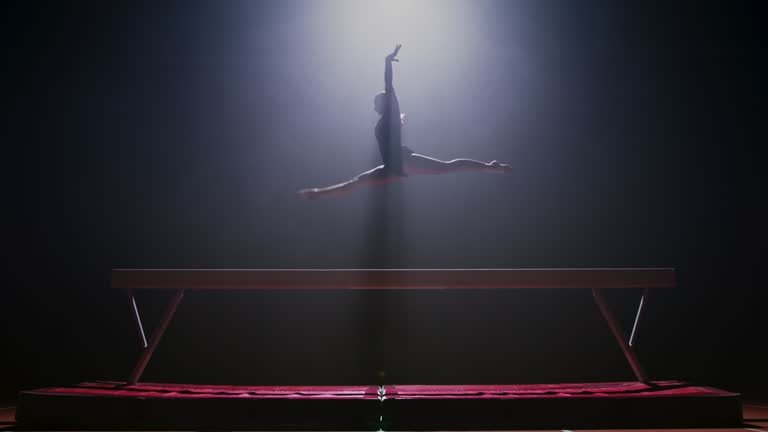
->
297;188;319;199
487;160;512;174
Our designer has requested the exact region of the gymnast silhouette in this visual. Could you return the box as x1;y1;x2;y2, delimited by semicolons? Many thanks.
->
298;45;512;199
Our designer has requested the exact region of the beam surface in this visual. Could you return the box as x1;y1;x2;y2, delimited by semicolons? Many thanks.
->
112;268;675;290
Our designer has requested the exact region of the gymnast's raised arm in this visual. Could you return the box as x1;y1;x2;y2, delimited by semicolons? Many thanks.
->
384;44;401;116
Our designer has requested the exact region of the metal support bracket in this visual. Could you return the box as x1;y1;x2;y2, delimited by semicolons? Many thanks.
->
629;288;650;347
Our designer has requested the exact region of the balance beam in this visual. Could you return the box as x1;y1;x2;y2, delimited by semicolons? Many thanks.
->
115;268;675;384
113;268;674;290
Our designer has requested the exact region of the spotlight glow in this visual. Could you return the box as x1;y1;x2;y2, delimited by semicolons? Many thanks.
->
310;0;477;54
301;0;482;88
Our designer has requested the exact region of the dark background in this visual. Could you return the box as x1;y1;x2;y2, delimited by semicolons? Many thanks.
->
4;1;765;400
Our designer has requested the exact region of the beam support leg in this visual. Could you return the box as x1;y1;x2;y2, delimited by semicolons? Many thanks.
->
128;289;184;385
592;288;649;383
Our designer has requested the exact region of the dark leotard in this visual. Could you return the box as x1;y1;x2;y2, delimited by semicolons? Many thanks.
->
376;59;407;176
375;111;407;174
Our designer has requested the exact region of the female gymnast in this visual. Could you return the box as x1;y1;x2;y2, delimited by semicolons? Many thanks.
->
297;45;512;199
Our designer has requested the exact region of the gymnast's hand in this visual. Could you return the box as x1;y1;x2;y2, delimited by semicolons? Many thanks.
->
386;44;402;62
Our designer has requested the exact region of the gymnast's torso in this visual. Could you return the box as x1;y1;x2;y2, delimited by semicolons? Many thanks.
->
375;100;411;174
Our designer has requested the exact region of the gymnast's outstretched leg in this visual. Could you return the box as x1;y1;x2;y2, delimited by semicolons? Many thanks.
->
297;153;511;199
297;165;402;199
403;153;512;175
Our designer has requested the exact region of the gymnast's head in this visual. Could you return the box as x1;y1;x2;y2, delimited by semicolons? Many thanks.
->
374;91;406;124
374;91;387;115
